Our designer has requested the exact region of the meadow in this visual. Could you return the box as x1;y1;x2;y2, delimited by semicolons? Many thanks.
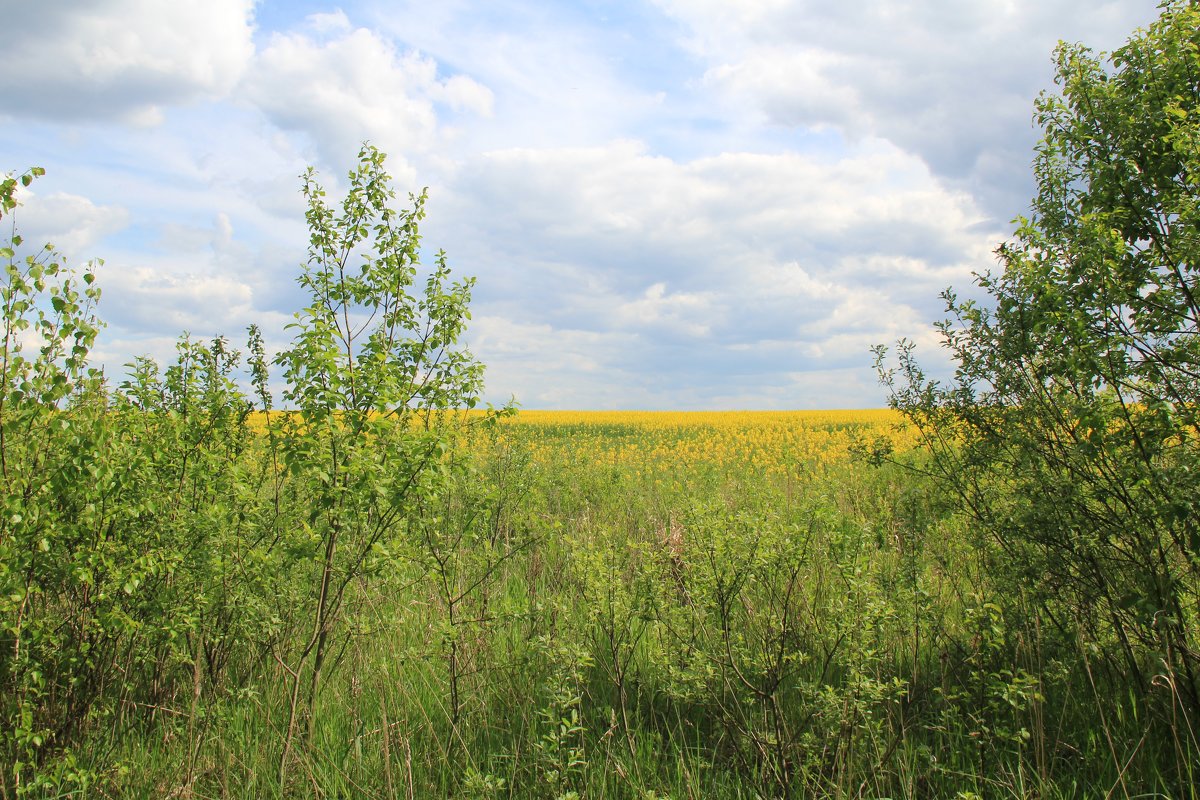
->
7;404;1192;799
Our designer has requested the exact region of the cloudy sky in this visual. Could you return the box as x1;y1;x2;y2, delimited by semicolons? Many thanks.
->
1;0;1161;409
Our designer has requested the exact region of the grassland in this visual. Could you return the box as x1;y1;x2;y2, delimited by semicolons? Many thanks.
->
9;408;1178;799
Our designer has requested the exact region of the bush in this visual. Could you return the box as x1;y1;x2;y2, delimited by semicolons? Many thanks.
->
877;0;1200;772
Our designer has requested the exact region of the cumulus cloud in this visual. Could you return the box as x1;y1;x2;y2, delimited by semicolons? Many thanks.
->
74;209;297;367
653;0;1161;220
7;0;1155;408
104;266;255;335
0;0;255;123
364;0;676;151
438;137;995;407
468;315;639;408
9;189;130;260
448;138;988;285
616;283;715;338
239;13;494;172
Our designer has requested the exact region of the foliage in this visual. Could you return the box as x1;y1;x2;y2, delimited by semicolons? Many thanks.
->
266;144;498;780
1;166;107;795
876;0;1200;777
0;146;502;796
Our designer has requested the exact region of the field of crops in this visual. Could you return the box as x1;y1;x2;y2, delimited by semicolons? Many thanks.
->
495;409;915;476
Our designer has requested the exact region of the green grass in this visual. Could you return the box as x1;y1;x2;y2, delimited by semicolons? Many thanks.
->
11;414;1200;799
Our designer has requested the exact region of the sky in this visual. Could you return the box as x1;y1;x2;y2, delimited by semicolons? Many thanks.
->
0;0;1163;409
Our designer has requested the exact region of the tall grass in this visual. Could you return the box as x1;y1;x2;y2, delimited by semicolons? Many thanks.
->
15;410;1190;799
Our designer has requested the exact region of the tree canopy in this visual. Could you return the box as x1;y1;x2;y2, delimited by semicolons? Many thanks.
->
880;0;1200;716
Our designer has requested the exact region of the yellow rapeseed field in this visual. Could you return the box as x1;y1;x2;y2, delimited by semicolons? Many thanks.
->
245;408;915;479
492;409;914;478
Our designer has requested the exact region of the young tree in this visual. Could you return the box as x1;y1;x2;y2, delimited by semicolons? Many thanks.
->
878;0;1200;718
0;167;110;794
272;144;491;778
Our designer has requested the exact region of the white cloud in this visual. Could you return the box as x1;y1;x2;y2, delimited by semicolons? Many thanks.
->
653;0;1161;219
306;9;354;35
468;315;640;408
105;266;255;335
74;210;297;362
364;1;677;153
447;138;991;286
0;0;255;122
616;283;715;337
238;16;494;172
435;75;497;117
705;48;861;130
10;189;130;260
4;0;1165;408
155;212;237;255
438;137;997;407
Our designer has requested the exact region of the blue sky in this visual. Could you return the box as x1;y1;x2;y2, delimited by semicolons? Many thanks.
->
1;0;1161;408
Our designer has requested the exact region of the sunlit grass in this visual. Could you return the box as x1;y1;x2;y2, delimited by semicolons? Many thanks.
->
59;407;1195;799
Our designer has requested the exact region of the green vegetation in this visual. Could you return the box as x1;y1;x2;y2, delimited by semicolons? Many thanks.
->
2;2;1199;796
878;0;1200;790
